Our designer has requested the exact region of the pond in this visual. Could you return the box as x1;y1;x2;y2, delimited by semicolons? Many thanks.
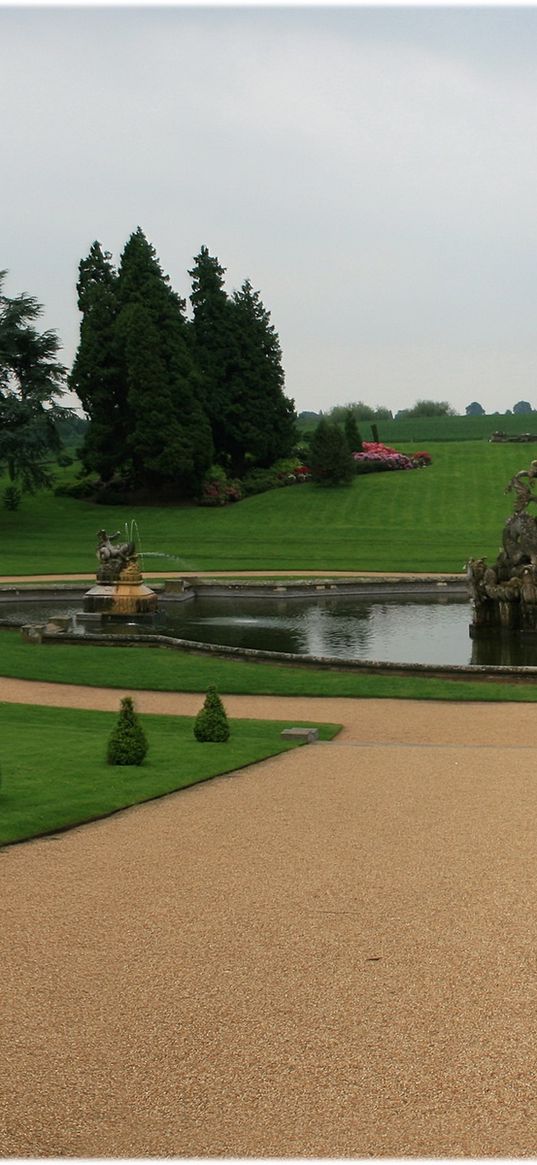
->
5;591;537;668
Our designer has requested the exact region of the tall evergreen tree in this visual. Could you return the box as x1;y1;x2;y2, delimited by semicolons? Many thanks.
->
226;280;296;474
189;245;238;466
69;242;123;481
116;229;213;494
189;248;295;475
0;272;67;491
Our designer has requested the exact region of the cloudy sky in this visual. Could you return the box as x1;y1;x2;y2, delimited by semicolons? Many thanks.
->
3;4;537;417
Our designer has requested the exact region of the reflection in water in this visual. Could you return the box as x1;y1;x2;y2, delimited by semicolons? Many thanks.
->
6;594;537;668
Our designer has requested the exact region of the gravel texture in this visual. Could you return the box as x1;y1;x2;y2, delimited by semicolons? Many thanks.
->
3;681;537;1156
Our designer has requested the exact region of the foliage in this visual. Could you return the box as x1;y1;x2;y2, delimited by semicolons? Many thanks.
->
199;465;242;506
309;418;354;485
189;248;295;476
193;686;230;742
403;399;458;418
107;695;148;765
3;484;21;510
352;441;422;474
344;409;363;452
465;402;485;416
0;701;338;846
0;271;69;491
329;401;393;423
513;401;534;415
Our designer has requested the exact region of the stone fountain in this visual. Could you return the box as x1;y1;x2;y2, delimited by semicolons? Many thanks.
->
82;528;157;620
468;459;537;636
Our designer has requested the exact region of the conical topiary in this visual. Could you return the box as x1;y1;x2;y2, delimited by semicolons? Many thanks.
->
193;686;230;743
107;696;148;765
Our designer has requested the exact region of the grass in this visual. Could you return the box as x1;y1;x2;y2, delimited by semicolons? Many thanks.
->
1;441;533;574
3;627;537;702
0;701;341;847
299;411;537;443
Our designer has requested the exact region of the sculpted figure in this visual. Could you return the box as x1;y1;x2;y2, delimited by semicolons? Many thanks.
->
505;460;537;513
96;529;136;569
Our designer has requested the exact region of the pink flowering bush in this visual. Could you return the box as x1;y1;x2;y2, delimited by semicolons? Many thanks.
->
352;442;431;474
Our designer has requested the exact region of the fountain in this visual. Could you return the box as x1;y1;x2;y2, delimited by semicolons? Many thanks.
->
81;528;157;621
468;458;537;637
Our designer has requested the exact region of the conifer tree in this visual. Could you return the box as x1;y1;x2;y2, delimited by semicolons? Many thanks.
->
189;245;239;467
226;279;296;474
344;409;363;453
69;242;123;481
310;418;354;486
107;696;148;765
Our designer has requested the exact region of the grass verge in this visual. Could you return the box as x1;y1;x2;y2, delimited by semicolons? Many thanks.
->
0;702;340;847
2;628;537;702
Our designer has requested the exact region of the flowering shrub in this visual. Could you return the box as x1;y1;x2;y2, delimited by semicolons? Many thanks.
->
198;468;242;506
352;442;431;474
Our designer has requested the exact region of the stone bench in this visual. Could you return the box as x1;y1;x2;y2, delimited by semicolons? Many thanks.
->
280;727;319;744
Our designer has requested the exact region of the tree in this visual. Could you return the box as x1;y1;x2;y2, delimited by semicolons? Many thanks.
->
225;279;296;474
513;401;533;415
69;242;123;481
0;272;68;491
343;409;363;452
406;400;457;417
189;245;238;465
189;249;295;475
116;229;213;495
329;401;392;424
107;696;148;765
309;418;354;486
465;402;486;416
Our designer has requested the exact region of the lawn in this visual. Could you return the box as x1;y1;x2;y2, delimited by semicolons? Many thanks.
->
3;627;537;702
0;441;531;575
0;701;340;847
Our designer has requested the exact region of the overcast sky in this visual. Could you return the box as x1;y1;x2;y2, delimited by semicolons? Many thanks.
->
3;4;537;417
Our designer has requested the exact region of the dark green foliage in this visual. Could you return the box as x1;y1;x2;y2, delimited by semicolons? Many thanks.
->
193;686;230;742
0;272;68;491
189;249;295;476
405;399;457;418
513;400;534;414
107;696;148;766
69;242;124;482
344;409;362;452
310;418;354;486
465;401;486;416
3;484;21;510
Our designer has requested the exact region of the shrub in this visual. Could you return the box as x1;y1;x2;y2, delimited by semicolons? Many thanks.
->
107;696;148;766
3;485;22;511
193;686;230;743
199;466;242;506
56;453;74;467
310;419;354;486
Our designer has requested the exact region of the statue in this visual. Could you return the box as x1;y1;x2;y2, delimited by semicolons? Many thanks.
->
96;529;136;583
468;460;537;634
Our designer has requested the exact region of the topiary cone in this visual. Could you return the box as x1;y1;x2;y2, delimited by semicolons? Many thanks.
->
193;686;230;743
107;696;148;765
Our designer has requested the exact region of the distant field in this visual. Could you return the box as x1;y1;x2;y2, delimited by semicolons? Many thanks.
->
299;412;537;444
0;440;533;574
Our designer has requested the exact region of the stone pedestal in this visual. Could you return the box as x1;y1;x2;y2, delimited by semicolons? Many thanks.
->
84;560;157;619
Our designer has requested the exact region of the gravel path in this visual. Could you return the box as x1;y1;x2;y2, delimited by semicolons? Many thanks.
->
3;675;537;1156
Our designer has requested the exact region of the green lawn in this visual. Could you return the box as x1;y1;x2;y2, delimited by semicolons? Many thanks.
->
3;627;537;702
0;702;340;847
1;441;532;575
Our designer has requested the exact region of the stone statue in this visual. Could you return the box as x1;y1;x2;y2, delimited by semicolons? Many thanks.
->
468;459;537;634
96;529;136;582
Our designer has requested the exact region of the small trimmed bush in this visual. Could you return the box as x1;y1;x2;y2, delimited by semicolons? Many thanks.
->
194;687;230;743
107;696;148;765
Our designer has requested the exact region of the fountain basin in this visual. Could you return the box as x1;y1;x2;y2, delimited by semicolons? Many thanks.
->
5;575;537;678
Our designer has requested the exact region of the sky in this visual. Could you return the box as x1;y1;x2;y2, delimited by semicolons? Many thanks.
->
3;3;537;418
